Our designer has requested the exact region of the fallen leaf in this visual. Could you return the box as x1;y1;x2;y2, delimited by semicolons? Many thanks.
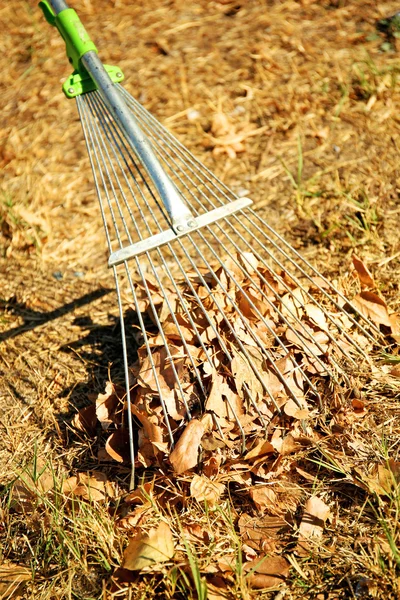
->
105;429;131;463
389;313;400;343
239;513;288;552
63;472;108;502
351;292;391;327
250;486;277;512
169;419;204;473
284;398;309;420
123;521;174;571
182;523;211;544
295;496;331;556
245;440;275;461
0;563;31;599
245;554;290;589
352;255;375;288
96;382;122;430
72;405;97;435
190;474;225;506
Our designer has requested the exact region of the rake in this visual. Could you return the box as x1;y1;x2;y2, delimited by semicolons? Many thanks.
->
40;1;380;487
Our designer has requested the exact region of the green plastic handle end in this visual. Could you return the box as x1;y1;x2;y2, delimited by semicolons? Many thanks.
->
39;1;98;72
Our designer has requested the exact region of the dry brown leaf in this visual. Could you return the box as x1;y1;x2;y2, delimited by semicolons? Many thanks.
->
352;291;391;327
250;486;277;512
72;405;97;435
239;513;288;552
95;382;122;430
389;313;400;343
244;439;275;461
63;472;108;502
206;579;232;600
231;346;263;400
352;255;375;288
105;429;131;463
190;474;225;506
206;371;244;418
182;523;211;544
304;303;328;331
245;554;290;589
0;563;31;599
123;521;174;571
169;419;204;474
284;398;309;420
280;433;301;456
296;496;331;556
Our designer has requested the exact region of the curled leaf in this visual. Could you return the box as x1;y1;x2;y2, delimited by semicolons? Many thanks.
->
244;555;290;589
169;419;204;474
352;255;375;288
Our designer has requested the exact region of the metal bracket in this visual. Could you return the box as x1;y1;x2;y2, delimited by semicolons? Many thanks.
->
63;65;125;98
108;197;253;267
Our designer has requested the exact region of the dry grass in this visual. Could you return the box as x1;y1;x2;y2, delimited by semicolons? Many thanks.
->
1;0;400;598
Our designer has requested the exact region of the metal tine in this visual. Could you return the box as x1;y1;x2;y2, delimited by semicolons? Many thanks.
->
78;95;183;446
126;111;353;380
77;96;137;482
120;87;380;342
92;92;356;407
87;93;210;405
88;93;289;420
120;105;356;381
83;94;207;428
87;93;249;440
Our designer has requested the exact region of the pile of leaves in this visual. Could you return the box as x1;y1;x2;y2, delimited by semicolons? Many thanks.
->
68;253;400;592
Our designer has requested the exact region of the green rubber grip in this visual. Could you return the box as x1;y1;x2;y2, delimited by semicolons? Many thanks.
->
56;9;98;70
39;1;98;71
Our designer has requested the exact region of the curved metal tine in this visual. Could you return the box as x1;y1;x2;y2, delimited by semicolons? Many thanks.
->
128;119;350;381
79;94;178;446
123;118;341;388
128;107;377;358
87;94;211;406
242;209;380;344
78;96;136;483
112;94;329;406
190;227;324;406
85;95;201;425
87;93;251;438
120;88;380;341
175;232;307;411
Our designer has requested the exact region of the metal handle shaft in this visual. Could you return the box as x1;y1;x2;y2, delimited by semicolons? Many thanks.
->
81;52;196;232
47;0;197;233
50;0;69;13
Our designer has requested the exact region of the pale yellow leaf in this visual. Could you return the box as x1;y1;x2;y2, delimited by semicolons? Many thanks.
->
123;521;174;571
190;474;225;506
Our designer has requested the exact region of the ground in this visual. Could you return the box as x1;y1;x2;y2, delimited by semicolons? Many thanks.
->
1;0;400;598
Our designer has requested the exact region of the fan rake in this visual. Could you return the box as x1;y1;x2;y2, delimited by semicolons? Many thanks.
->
41;0;380;487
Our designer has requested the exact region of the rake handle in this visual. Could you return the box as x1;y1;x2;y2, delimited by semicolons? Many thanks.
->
42;0;197;233
50;0;69;12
